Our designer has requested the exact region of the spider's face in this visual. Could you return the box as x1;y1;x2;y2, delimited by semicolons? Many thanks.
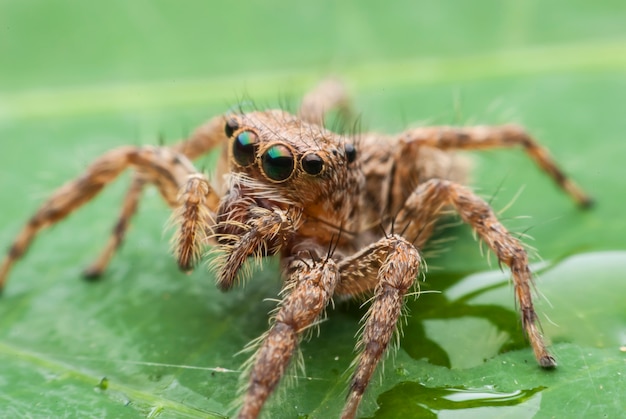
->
223;110;361;212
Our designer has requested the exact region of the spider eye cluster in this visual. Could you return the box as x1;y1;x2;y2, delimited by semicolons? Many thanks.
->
224;120;343;183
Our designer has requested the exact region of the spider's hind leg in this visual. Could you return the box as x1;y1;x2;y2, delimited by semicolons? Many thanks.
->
398;124;593;207
298;78;352;127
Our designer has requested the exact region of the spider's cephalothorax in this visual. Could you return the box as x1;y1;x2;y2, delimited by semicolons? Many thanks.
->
211;110;364;291
0;79;592;419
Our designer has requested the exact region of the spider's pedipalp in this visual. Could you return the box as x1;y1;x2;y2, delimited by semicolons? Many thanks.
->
212;205;302;291
171;173;217;272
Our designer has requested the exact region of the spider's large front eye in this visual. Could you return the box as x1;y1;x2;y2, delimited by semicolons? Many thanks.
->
232;131;258;166
301;153;324;175
261;144;294;182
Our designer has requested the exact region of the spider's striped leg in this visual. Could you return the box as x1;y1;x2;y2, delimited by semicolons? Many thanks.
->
334;235;421;419
238;256;340;419
84;116;227;279
337;174;558;418
172;115;228;159
396;178;556;368
83;176;146;279
0;146;214;291
397;124;593;207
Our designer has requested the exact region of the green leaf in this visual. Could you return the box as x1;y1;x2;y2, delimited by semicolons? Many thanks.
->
1;1;624;418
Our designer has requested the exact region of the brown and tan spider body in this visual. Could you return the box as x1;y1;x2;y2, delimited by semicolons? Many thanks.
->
0;80;591;418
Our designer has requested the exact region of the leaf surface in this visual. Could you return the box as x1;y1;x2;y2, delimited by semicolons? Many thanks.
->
1;1;624;418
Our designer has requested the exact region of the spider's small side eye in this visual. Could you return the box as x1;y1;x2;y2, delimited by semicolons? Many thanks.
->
225;118;239;138
262;144;295;182
232;131;258;167
345;143;357;163
301;153;324;175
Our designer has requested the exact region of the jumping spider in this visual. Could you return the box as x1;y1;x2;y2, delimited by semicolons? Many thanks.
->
0;79;592;418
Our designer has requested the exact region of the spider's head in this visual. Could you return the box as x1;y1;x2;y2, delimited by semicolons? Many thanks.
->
212;110;362;290
222;110;362;216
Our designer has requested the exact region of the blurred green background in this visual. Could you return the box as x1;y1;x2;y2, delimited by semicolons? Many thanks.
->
1;1;625;418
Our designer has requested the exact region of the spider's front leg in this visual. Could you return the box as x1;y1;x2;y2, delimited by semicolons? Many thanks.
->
238;255;340;419
83;175;147;278
396;178;556;367
86;115;228;278
334;235;421;419
0;146;216;291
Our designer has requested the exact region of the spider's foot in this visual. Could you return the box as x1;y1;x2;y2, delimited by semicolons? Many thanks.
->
82;266;105;281
578;195;595;210
539;355;557;369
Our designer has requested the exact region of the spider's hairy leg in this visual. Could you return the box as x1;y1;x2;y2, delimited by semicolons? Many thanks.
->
298;78;352;126
335;235;421;419
83;176;146;279
213;206;301;291
0;146;204;291
171;174;218;272
86;115;228;278
171;115;228;159
396;178;556;368
238;257;340;419
398;125;593;207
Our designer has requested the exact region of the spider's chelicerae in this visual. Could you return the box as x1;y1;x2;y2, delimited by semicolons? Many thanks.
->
0;80;592;418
